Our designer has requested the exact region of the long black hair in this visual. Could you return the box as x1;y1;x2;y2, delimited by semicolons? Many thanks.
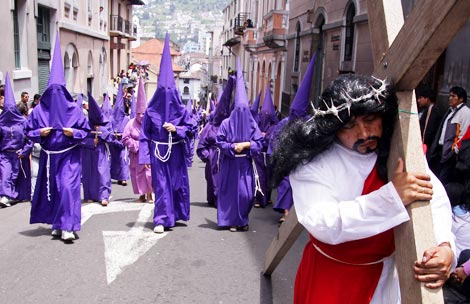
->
271;74;398;186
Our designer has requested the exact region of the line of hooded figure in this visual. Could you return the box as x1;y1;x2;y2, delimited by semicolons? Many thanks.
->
0;32;302;242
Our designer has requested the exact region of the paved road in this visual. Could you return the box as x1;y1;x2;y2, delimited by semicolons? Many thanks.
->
0;157;308;304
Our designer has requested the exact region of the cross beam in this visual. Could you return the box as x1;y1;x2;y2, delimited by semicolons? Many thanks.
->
264;2;470;303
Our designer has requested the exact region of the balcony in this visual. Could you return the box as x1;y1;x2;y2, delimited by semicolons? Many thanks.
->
262;10;288;49
233;12;250;36
110;15;137;40
242;28;257;52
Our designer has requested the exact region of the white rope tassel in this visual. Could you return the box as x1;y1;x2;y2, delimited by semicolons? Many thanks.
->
124;146;130;165
104;143;111;160
216;147;221;173
153;132;173;162
42;145;78;201
252;158;264;197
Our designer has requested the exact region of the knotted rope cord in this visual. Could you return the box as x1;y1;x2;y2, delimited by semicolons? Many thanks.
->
152;132;175;163
41;144;78;201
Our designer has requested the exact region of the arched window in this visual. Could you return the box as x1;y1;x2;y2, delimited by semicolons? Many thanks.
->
294;22;301;72
183;86;189;94
88;51;93;76
65;43;79;91
344;3;355;61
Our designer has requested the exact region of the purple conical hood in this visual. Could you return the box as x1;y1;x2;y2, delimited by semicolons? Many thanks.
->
212;75;235;126
136;76;147;113
225;58;260;142
31;32;84;130
77;93;84;109
146;33;187;132
112;82;126;131
289;52;316;120
250;91;261;121
101;94;112;119
48;31;66;87
185;97;192;113
0;73;25;125
87;92;107;125
259;84;279;131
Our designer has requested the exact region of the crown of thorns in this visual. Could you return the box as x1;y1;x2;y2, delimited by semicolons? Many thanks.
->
308;76;388;123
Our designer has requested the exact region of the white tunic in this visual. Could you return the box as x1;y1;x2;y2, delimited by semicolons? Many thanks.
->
290;143;455;304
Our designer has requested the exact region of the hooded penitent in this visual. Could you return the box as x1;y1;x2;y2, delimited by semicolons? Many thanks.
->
250;91;261;123
111;82;128;133
212;75;235;126
139;33;196;229
87;93;108;126
25;31;90;231
0;73;33;202
81;93;113;203
258;84;279;132
135;76;147;124
225;59;260;143
215;58;264;228
101;94;113;120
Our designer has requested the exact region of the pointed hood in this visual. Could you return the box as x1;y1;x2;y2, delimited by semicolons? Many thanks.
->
259;84;279;131
250;91;261;122
145;33;188;135
30;31;85;130
0;73;26;125
289;52;316;120
48;31;66;87
136;76;147;113
185;96;193;114
212;75;235;126
130;91;136;119
87;92;108;125
112;81;127;132
76;93;84;109
101;94;113;120
225;58;260;142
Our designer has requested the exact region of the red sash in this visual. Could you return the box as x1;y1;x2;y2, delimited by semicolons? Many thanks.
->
294;165;395;304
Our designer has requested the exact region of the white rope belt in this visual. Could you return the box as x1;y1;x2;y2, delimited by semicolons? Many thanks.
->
104;143;111;160
151;133;181;163
41;144;78;201
312;243;387;266
235;153;247;157
216;147;221;172
17;149;27;179
252;157;264;197
124;146;130;165
262;151;267;167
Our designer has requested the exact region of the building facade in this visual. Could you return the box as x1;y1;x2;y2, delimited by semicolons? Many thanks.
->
0;0;143;102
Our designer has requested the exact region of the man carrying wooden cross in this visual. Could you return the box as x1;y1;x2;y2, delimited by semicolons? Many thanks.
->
271;74;455;303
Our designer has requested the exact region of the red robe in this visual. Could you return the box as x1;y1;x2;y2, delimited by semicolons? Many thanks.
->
294;165;395;303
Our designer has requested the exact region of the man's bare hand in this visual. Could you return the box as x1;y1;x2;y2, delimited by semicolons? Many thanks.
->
414;244;454;289
234;142;250;153
63;127;73;137
163;122;176;133
391;158;433;206
40;127;52;137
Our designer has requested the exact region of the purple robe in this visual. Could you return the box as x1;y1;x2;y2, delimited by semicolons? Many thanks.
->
81;123;114;201
0;73;33;202
122;118;152;195
110;83;130;181
0;123;33;201
25;94;90;231
138;33;197;228
216;115;263;227
196;123;220;205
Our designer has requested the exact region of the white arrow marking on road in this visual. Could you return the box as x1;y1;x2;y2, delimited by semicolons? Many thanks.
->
81;201;143;225
102;203;167;284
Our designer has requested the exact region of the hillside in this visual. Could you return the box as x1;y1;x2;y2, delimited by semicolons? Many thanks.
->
133;0;229;47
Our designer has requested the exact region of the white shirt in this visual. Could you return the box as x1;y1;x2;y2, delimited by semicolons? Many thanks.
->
290;143;455;304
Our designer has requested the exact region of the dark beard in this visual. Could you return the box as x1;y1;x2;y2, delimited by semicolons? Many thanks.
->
352;136;380;154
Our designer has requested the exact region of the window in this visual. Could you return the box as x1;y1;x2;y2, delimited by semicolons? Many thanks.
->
13;0;20;69
344;3;356;61
293;22;301;72
183;86;189;94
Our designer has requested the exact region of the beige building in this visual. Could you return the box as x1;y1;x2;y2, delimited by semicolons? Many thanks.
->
0;0;143;102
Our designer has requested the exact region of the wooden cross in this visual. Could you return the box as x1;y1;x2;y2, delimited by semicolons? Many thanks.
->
264;1;470;303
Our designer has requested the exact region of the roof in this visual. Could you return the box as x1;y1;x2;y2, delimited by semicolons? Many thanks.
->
133;38;180;56
132;38;185;73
